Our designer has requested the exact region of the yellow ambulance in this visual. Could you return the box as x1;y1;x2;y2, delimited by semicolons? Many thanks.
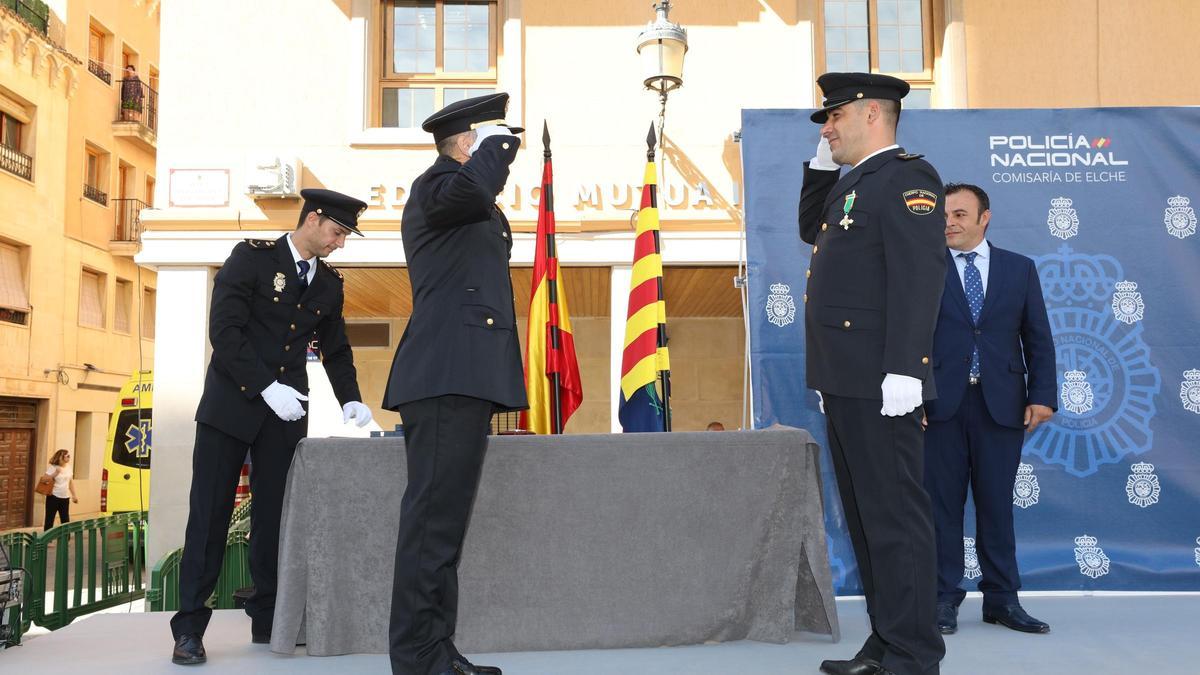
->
101;370;153;513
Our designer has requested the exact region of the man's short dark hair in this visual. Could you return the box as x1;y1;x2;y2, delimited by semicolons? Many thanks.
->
436;129;473;157
296;209;321;230
881;99;900;127
945;182;990;215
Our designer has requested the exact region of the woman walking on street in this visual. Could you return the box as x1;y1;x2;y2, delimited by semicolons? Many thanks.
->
43;449;78;531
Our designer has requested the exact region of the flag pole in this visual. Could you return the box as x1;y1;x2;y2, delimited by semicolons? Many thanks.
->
543;121;563;434
646;123;672;432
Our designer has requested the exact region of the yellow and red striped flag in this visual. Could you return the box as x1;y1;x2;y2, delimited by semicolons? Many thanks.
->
519;122;582;434
619;125;671;432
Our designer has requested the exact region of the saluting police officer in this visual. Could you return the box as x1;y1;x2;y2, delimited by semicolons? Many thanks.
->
382;93;527;675
799;73;947;675
170;189;375;666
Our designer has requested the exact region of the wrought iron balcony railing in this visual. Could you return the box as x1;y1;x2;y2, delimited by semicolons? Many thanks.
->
84;183;108;205
88;59;112;84
0;143;33;181
112;198;149;242
116;79;158;134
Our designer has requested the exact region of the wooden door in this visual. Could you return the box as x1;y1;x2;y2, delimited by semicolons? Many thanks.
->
0;428;34;530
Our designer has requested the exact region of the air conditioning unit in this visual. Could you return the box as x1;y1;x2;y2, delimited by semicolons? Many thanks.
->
246;157;302;199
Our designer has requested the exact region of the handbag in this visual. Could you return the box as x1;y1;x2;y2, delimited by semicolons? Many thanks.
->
35;473;55;497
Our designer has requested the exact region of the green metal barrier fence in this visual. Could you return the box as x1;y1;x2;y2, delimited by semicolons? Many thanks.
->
2;500;253;639
147;497;252;612
35;511;148;630
0;511;147;642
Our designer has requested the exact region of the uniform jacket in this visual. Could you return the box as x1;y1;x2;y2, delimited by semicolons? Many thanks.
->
798;147;947;400
383;135;528;412
195;235;362;443
925;244;1057;428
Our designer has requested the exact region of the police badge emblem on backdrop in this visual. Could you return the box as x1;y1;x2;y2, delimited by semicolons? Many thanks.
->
1029;247;1161;477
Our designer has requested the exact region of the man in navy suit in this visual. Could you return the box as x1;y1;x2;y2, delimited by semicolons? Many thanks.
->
923;183;1056;636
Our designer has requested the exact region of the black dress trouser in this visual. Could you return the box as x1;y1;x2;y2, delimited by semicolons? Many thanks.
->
170;416;304;639
924;384;1026;607
389;394;494;675
43;495;70;531
823;393;945;675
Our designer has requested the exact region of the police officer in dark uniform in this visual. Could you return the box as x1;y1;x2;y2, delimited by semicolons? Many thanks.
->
382;92;527;675
171;189;374;665
799;73;947;675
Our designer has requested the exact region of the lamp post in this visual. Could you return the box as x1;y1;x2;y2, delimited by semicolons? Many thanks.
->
636;1;688;105
636;1;688;185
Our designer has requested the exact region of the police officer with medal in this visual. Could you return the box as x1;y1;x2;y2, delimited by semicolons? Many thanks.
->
171;189;374;665
382;92;527;675
798;72;947;675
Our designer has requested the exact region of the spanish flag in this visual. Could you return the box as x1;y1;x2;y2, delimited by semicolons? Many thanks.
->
618;125;672;433
519;122;582;434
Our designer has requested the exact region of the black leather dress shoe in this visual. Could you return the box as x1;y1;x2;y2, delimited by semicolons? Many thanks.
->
172;633;207;665
937;602;959;634
444;659;502;675
819;656;886;675
983;603;1050;633
251;631;270;644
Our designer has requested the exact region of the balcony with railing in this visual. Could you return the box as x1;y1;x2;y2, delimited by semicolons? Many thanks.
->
88;58;112;84
84;183;108;205
0;0;50;36
112;79;157;150
112;197;148;243
0;143;33;181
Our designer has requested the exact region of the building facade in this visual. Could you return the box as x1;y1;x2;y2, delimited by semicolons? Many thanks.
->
127;0;1198;562
1;0;159;529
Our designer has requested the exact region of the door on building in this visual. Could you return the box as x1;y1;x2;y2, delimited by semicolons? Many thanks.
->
0;400;38;530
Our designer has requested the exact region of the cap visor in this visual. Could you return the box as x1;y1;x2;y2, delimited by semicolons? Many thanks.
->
809;99;853;123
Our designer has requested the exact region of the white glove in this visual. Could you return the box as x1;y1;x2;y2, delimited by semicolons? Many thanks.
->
261;381;308;422
880;374;923;417
816;391;826;415
469;124;517;155
810;137;838;171
342;401;373;428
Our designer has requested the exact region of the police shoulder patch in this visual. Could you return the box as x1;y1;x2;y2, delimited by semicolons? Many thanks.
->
902;189;938;215
897;153;925;160
320;259;344;280
245;238;276;249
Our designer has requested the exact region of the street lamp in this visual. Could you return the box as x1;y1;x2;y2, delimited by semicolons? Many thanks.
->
636;1;688;102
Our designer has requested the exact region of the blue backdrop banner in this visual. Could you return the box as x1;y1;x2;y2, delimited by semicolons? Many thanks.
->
741;107;1200;594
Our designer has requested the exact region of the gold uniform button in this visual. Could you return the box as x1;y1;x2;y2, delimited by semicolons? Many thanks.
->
813;245;819;254
486;318;495;326
273;297;279;303
502;142;511;150
803;293;808;303
240;386;246;392
821;223;828;231
284;345;290;351
922;356;930;364
290;323;296;330
806;269;812;278
297;304;303;309
279;366;285;373
843;320;852;328
316;309;321;315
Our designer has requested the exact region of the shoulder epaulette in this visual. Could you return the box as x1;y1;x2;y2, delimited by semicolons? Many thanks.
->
897;153;925;161
245;238;276;249
320;259;344;280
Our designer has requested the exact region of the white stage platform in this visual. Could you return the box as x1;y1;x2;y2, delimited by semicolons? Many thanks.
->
2;594;1194;674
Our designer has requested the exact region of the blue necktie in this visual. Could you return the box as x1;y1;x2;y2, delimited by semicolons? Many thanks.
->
960;252;983;378
297;260;310;293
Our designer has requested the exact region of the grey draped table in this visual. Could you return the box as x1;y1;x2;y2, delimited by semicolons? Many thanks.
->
271;427;839;656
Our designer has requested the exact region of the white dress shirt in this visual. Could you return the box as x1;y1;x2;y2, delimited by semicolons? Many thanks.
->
285;234;317;285
950;238;990;295
853;143;900;169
